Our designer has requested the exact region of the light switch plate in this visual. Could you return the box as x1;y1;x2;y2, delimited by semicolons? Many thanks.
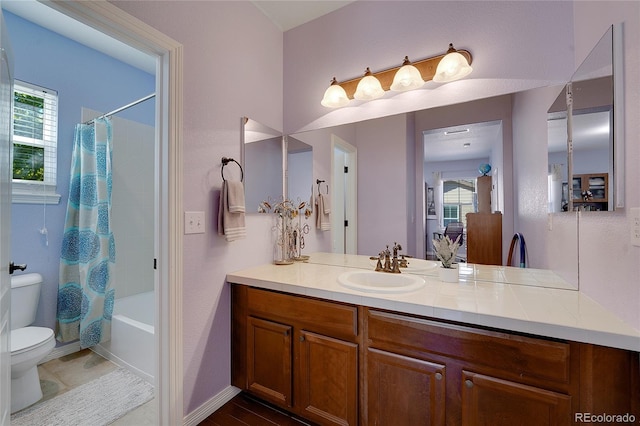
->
185;211;205;234
631;208;640;247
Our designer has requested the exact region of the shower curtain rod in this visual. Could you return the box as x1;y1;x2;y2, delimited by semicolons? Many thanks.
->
84;93;155;124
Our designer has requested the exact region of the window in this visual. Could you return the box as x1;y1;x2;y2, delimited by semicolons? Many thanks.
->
12;80;60;204
442;179;475;227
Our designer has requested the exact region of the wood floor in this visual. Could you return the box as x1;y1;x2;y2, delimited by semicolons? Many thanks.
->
199;392;316;426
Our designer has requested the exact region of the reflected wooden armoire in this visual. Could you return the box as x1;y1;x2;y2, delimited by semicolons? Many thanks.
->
465;212;502;265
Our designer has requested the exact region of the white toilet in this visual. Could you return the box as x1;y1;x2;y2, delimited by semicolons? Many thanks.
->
10;273;56;413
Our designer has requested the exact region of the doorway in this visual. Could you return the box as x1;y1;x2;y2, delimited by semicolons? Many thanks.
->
331;135;357;254
421;120;504;260
0;2;183;424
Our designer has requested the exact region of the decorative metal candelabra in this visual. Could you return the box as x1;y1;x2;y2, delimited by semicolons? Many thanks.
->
263;198;311;265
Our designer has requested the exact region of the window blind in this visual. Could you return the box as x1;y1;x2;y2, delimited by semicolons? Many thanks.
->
13;80;58;186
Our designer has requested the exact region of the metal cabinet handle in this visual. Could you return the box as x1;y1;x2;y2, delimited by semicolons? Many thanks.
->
465;379;474;388
299;335;305;342
435;372;443;380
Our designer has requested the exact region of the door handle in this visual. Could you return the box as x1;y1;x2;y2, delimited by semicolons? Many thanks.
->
9;262;27;275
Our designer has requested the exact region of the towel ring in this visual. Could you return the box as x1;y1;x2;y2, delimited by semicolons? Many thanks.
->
221;157;244;182
316;179;328;194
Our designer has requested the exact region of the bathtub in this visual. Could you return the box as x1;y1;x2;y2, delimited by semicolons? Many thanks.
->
94;291;155;384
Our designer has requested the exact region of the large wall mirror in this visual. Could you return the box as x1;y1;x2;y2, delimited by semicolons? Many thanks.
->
289;94;514;266
242;118;314;213
242;117;283;213
285;135;313;206
547;25;623;213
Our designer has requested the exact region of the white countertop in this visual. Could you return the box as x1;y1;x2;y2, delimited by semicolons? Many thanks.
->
226;253;640;352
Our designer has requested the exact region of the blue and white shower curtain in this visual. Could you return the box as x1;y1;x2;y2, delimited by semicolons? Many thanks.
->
56;117;116;348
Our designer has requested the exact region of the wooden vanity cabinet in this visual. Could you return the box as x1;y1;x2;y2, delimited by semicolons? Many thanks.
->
232;285;360;426
232;285;639;426
364;308;639;426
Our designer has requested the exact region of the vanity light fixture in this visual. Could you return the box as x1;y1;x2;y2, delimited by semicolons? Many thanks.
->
353;67;385;101
433;43;473;83
390;56;425;92
321;43;473;108
321;77;350;108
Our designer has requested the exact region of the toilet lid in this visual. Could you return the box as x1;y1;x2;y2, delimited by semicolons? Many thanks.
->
11;327;54;354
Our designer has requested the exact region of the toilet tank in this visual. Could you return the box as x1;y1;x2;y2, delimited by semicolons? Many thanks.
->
10;273;44;330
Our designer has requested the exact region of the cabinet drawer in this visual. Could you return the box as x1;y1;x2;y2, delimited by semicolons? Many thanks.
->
247;287;358;340
366;309;572;389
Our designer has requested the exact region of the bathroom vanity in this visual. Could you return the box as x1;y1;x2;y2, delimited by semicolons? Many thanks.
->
227;254;640;425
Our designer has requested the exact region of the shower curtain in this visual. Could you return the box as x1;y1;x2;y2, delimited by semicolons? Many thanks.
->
56;117;116;349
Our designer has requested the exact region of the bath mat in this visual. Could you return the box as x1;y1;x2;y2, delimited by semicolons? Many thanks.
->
10;368;154;426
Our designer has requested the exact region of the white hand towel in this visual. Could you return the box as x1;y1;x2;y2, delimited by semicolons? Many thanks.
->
316;194;331;231
218;181;246;241
226;180;245;213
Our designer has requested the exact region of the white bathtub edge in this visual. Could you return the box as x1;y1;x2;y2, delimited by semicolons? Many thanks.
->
92;344;154;385
182;385;242;426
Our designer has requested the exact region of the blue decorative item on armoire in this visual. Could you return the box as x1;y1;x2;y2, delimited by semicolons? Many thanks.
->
56;117;115;349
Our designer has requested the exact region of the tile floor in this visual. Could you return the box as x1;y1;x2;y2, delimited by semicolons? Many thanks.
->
33;349;157;425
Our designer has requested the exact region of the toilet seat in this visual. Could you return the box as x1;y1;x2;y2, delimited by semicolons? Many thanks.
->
11;327;55;356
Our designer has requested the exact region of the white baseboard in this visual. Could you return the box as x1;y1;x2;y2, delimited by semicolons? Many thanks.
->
183;385;241;426
39;342;81;364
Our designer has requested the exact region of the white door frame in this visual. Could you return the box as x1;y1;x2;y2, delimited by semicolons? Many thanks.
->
331;135;357;254
0;8;13;425
43;2;184;425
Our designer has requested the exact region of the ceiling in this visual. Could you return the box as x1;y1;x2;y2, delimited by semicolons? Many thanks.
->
423;121;503;163
251;1;355;31
3;0;352;74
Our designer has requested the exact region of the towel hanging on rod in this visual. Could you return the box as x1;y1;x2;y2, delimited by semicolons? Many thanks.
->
221;157;244;182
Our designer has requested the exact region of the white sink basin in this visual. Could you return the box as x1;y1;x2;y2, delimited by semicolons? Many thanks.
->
338;270;426;293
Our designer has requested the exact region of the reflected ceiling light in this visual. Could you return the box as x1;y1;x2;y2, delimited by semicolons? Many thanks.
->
353;68;385;101
444;128;470;135
321;43;472;108
433;43;473;83
390;56;425;92
321;77;350;108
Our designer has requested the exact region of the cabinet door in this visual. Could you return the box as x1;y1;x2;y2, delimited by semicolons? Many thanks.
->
247;316;293;407
461;371;571;426
298;330;358;426
367;348;445;426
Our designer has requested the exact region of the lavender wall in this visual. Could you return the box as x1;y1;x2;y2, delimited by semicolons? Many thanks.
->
5;12;154;332
111;0;639;418
572;2;640;330
283;1;574;133
109;0;284;414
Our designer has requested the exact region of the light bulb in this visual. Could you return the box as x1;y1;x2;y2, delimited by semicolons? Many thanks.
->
390;57;425;92
353;68;385;101
433;43;473;83
321;77;349;108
